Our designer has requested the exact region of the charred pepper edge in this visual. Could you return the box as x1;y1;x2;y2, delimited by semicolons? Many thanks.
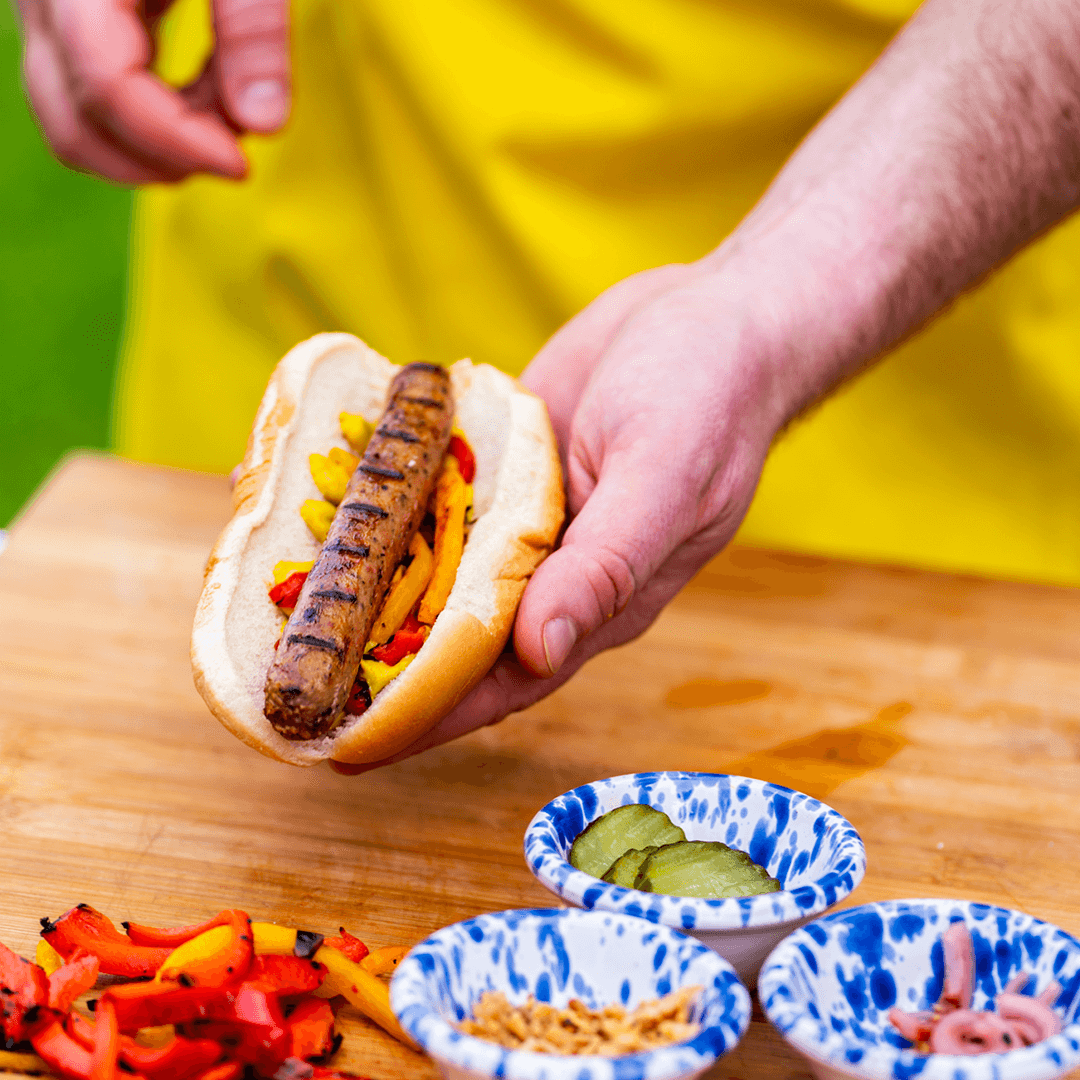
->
292;934;324;961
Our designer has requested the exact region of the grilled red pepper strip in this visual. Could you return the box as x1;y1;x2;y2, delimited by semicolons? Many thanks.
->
41;906;171;979
269;572;308;612
102;980;274;1033
119;1034;223;1080
0;941;50;1044
155;911;253;988
122;915;225;950
32;1016;141;1080
102;981;221;1031
65;1012;96;1050
177;987;290;1073
194;1063;242;1080
48;951;100;1013
242;955;325;996
344;678;371;716
88;997;119;1080
320;930;368;964
32;1018;95;1080
105;979;291;1071
369;615;427;666
283;998;335;1062
448;434;475;483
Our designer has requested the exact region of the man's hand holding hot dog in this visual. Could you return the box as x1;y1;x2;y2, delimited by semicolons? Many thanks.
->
13;0;1080;766
335;0;1080;769
13;0;289;183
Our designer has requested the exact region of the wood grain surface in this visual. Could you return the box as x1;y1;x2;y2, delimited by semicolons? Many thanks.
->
1;452;1078;1080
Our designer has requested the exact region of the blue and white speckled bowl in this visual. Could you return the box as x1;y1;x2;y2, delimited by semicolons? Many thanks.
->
523;772;866;987
760;898;1080;1080
391;908;750;1080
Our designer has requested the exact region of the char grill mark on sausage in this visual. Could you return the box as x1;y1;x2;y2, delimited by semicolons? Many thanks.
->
325;540;370;557
311;588;358;603
264;363;454;740
340;503;389;519
377;428;421;443
360;464;406;480
286;634;343;658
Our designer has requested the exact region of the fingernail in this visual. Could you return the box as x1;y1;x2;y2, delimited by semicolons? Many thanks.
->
542;617;577;675
235;80;288;131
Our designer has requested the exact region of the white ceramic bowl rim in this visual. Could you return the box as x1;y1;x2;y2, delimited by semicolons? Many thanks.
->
760;898;1080;1080
523;772;867;930
391;907;752;1080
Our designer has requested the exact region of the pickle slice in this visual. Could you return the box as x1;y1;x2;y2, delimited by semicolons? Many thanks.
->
601;846;660;888
568;804;686;879
634;841;781;899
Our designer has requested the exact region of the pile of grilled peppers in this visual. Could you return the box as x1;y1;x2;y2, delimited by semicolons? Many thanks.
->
1;904;412;1080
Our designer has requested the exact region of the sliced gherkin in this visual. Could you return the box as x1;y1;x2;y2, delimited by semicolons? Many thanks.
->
634;841;781;899
601;845;660;888
568;804;686;879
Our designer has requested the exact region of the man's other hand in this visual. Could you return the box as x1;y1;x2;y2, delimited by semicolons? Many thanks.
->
14;0;290;183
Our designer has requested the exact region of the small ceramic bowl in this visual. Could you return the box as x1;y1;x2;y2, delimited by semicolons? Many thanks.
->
391;907;750;1080
759;898;1080;1080
523;772;866;987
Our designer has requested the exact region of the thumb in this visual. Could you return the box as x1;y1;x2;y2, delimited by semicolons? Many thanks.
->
212;0;290;132
514;451;691;677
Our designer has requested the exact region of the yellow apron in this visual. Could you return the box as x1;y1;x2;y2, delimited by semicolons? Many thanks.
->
116;0;1080;586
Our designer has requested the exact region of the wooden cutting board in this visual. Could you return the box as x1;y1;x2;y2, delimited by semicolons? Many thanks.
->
1;453;1078;1080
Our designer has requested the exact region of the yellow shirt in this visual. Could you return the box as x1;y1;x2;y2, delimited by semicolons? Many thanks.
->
116;0;1080;586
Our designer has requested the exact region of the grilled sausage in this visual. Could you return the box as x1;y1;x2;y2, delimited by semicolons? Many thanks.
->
264;363;453;739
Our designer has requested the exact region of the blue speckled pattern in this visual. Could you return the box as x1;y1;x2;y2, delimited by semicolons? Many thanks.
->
391;908;751;1080
760;899;1080;1080
523;773;866;931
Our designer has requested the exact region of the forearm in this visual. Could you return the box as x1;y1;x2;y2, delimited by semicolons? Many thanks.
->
701;0;1080;421
422;0;1080;740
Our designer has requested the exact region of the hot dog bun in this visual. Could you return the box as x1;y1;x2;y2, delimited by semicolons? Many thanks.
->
191;333;565;766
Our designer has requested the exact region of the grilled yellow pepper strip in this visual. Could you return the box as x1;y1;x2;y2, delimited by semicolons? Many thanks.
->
273;560;314;585
36;939;64;976
131;1027;176;1050
360;945;410;976
368;533;434;646
328;446;359;473
0;1051;46;1075
313;945;416;1048
361;653;416;697
251;922;298;955
300;499;335;542
250;923;416;1048
155;924;234;982
309;454;351;505
340;412;374;455
418;457;467;624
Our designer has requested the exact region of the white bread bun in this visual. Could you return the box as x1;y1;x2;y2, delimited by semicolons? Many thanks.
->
191;333;564;766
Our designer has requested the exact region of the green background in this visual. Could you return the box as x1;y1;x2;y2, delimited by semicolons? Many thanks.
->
0;4;131;528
